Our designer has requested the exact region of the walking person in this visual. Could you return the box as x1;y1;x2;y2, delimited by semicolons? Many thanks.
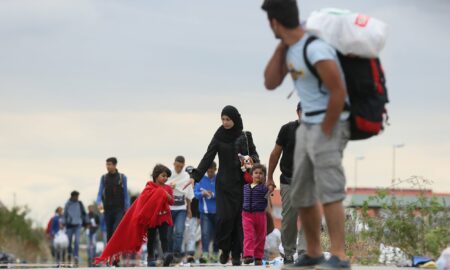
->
63;191;88;266
166;156;194;260
194;161;219;263
242;164;269;266
87;205;100;267
46;207;63;262
262;1;351;269
96;157;130;243
267;102;306;264
185;105;260;265
94;164;175;267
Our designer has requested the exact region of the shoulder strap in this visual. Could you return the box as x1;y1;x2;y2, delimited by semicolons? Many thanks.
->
119;173;123;187
303;36;325;94
243;131;250;155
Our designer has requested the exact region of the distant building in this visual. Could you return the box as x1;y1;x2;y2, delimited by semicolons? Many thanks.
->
270;188;450;228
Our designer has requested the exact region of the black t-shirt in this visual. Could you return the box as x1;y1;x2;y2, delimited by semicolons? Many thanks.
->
276;120;300;185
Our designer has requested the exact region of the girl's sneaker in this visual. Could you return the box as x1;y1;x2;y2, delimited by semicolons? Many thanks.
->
255;258;263;266
243;256;254;265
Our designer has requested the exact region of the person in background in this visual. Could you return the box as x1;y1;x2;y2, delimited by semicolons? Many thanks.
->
166;156;194;260
63;190;88;266
183;197;201;263
194;161;219;264
46;207;63;262
267;102;306;264
96;157;130;243
87;205;100;267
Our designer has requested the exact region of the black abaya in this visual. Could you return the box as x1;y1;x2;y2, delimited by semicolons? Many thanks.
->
192;131;259;258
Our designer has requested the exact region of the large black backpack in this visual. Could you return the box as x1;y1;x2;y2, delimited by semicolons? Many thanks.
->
303;36;389;140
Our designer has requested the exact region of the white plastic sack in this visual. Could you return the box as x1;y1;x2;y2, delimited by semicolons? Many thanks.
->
437;247;450;270
53;230;69;249
306;8;388;58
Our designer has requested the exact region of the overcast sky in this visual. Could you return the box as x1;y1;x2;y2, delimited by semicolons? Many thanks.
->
1;0;449;226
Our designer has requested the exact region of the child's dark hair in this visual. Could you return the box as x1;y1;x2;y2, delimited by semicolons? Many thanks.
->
152;164;172;182
106;157;118;165
251;164;267;176
209;161;217;169
175;155;185;164
261;0;300;29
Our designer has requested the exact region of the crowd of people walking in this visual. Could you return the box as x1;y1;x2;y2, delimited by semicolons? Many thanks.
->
46;0;357;269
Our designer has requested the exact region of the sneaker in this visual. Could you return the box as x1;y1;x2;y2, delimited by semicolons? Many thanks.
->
282;254;325;270
199;257;208;264
315;256;351;270
255;258;263;266
220;251;229;265
147;260;157;267
163;253;173;267
284;255;295;265
243;256;254;265
210;253;219;263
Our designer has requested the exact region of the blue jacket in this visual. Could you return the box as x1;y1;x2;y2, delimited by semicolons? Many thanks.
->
194;175;216;214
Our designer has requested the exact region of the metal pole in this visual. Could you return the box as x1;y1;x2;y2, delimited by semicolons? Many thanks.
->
392;146;396;185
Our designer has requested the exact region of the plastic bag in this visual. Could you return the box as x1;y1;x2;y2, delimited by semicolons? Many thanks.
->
437;247;450;270
306;8;388;58
53;230;69;249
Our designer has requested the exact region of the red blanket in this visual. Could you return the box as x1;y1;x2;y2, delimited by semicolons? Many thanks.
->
94;181;173;264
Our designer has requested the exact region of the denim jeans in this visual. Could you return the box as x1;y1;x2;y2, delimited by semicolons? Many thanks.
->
87;230;97;266
200;213;218;254
104;209;124;242
66;225;81;259
168;210;187;255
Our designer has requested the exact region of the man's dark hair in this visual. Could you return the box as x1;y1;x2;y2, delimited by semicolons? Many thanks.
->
174;155;185;164
70;190;80;197
152;164;172;182
209;161;217;170
106;157;118;165
251;164;267;176
261;0;300;29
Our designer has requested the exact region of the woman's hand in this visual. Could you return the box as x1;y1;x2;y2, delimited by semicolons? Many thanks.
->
183;178;195;190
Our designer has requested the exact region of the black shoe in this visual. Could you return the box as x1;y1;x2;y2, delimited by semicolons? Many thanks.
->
255;258;263;266
243;256;254;265
163;254;173;267
284;255;294;265
281;254;325;270
147;260;157;267
315;256;351;270
232;258;242;266
186;256;195;263
220;251;229;265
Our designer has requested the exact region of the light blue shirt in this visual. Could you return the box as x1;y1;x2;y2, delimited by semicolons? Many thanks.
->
286;33;349;124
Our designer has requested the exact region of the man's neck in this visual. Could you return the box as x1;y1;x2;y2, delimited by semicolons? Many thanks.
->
283;27;304;46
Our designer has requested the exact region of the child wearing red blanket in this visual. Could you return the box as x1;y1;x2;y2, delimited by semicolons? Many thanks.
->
95;164;174;267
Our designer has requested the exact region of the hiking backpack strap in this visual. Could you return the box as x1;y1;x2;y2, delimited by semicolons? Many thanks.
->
303;36;326;94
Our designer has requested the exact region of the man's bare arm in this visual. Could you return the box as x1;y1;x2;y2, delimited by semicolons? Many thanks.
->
267;144;282;191
264;42;289;90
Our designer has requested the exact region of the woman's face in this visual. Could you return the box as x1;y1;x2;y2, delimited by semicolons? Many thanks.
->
221;115;235;130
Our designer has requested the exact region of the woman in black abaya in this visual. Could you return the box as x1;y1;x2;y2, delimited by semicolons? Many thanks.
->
186;105;259;265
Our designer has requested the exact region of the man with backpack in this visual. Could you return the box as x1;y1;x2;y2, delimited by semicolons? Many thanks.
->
63;191;88;266
96;157;130;243
262;0;351;269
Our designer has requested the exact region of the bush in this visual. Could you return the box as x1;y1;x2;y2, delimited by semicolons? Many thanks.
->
346;176;450;263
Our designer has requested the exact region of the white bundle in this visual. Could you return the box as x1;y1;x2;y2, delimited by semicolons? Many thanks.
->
306;8;388;58
53;230;69;250
437;247;450;270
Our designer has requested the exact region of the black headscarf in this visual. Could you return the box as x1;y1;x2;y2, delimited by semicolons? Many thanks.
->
213;105;243;143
